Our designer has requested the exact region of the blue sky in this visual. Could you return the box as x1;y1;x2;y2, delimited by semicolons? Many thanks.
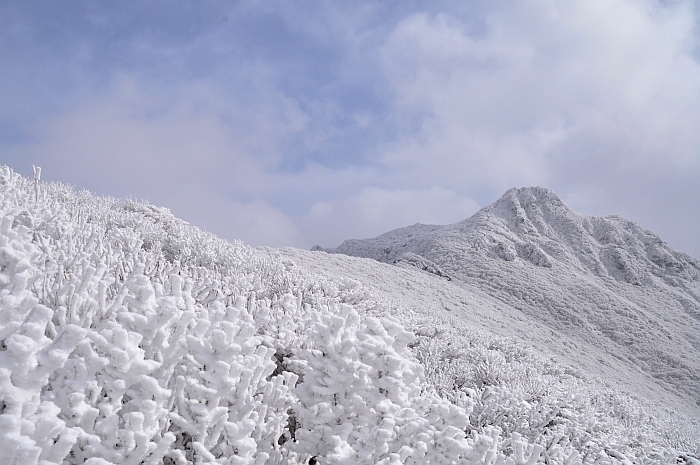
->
2;0;700;258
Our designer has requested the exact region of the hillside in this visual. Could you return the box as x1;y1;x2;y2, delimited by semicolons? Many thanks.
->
1;168;699;464
330;187;700;414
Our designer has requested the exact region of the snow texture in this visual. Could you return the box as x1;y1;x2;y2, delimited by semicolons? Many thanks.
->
0;168;698;464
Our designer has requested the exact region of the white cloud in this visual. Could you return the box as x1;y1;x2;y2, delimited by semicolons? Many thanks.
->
7;74;309;246
303;186;479;246
172;192;306;247
379;0;700;194
5;1;700;256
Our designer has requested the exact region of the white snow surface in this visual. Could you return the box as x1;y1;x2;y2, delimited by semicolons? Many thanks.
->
1;169;699;464
328;187;700;417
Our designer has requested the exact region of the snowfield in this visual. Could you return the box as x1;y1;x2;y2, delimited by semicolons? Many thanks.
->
0;167;698;464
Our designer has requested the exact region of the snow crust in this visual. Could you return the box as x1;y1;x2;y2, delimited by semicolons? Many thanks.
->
0;169;698;464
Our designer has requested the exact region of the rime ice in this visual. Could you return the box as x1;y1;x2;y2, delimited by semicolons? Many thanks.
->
0;167;698;464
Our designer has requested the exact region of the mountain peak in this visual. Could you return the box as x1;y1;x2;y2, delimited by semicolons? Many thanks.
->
331;187;700;410
499;186;564;205
479;186;572;239
494;186;567;217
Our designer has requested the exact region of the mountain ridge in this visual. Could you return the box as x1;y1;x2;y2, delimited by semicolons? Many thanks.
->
329;186;700;411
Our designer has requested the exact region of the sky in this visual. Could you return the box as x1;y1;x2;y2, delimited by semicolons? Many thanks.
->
2;0;700;258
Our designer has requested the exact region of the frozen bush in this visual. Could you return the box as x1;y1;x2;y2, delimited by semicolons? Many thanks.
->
1;165;697;465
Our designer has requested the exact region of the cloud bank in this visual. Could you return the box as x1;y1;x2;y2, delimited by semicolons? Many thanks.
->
2;0;700;256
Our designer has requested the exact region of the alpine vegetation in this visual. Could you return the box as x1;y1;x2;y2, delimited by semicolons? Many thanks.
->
0;166;698;464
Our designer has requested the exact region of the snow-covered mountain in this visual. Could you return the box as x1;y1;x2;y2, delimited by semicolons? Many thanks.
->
329;187;700;415
1;168;699;465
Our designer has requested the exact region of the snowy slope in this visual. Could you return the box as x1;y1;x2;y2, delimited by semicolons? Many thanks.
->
329;187;700;414
1;168;699;464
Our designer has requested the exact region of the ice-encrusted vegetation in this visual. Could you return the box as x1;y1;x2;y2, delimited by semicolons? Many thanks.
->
0;166;698;464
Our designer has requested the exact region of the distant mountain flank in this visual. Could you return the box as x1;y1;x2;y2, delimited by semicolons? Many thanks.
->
329;187;700;409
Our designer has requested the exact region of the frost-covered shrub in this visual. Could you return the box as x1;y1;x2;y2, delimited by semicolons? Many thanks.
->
1;165;699;465
292;304;548;465
0;167;304;464
0;220;298;463
405;316;700;464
